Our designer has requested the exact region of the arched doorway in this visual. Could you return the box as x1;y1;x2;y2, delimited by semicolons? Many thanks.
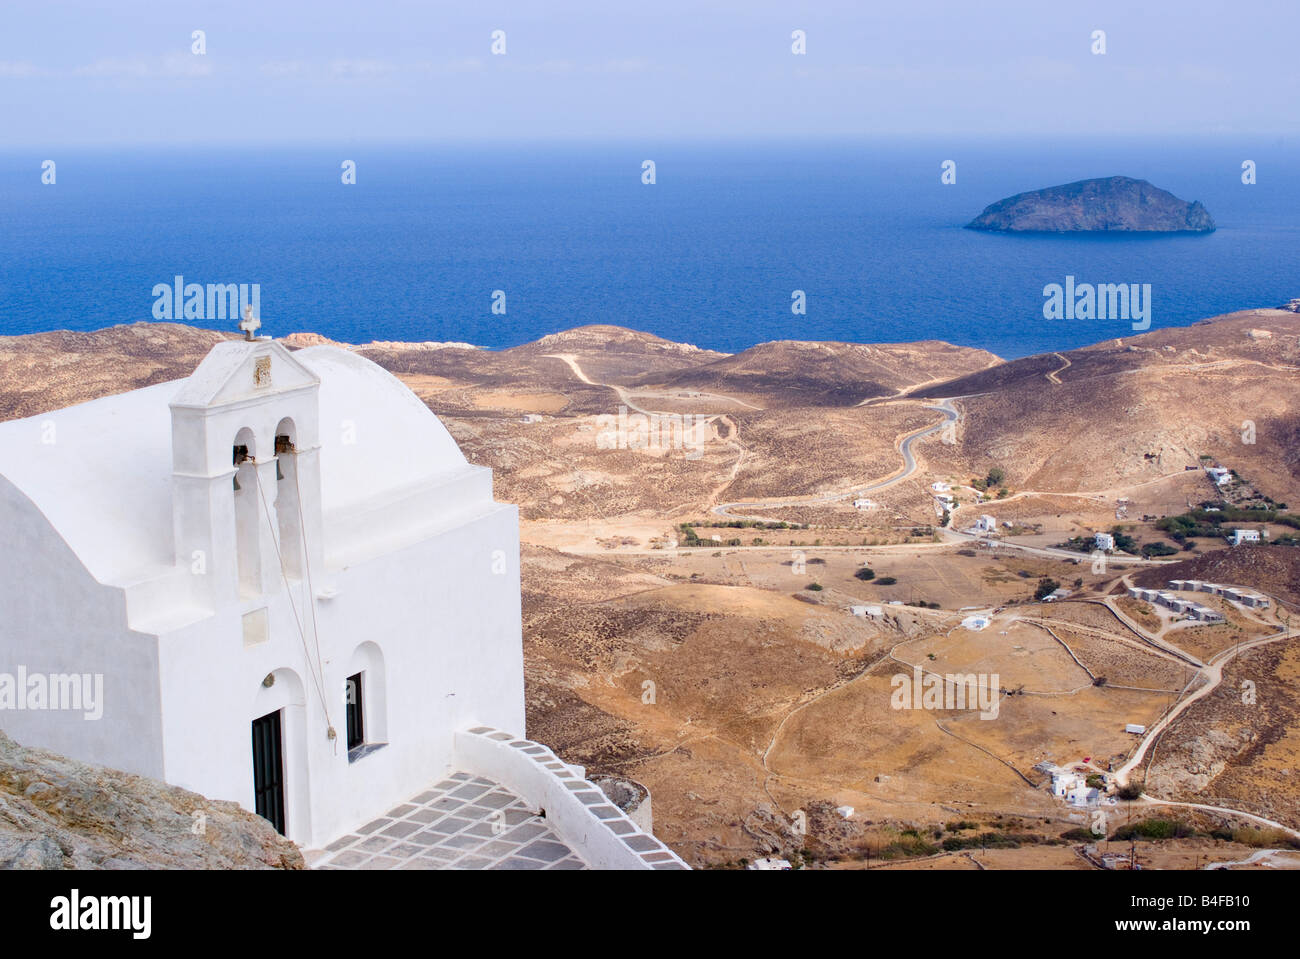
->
250;667;311;841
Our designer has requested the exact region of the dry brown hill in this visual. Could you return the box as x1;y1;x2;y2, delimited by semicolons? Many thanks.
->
2;314;1295;507
635;339;1001;407
914;309;1300;399
912;309;1300;496
0;323;235;420
1130;545;1300;607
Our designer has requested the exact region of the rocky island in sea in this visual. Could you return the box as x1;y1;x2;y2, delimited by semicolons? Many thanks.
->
966;175;1216;233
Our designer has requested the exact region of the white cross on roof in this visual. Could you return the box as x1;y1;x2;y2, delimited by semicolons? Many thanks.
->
240;305;262;340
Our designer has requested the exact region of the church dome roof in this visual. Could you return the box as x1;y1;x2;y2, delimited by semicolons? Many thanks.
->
0;344;480;587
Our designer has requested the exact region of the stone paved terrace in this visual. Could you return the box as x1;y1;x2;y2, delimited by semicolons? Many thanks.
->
308;772;588;870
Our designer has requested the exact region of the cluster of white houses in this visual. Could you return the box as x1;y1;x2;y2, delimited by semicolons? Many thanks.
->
1126;579;1270;624
1166;580;1270;608
1127;587;1223;623
0;327;686;869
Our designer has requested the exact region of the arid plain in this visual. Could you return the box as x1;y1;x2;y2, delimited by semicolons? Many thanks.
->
3;307;1299;869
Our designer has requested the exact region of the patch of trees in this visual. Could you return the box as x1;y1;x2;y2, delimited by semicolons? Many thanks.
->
1141;542;1178;557
969;467;1006;492
1109;527;1138;552
1110;819;1196;841
1158;507;1300;542
1034;577;1061;600
941;831;1043;852
1056;525;1137;554
681;519;809;531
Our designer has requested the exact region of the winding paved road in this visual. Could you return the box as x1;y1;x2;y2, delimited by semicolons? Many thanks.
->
711;399;959;519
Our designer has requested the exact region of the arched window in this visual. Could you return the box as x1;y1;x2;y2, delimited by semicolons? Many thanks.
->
345;642;388;763
232;427;261;597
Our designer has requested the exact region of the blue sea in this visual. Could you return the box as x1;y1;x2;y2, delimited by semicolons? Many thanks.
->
2;139;1297;359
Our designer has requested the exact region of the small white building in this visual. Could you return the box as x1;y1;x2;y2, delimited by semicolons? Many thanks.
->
931;481;950;493
1067;784;1101;807
1125;724;1146;735
852;498;877;510
1230;529;1264;546
849;605;883;619
1206;467;1231;486
976;514;997;532
1051;770;1083;797
1094;532;1115;552
747;857;792;870
0;334;687;868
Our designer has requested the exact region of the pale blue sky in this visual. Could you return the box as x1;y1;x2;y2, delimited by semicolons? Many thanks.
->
2;0;1296;145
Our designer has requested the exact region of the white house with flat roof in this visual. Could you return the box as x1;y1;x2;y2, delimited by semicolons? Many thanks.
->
0;329;686;869
1094;532;1115;552
1230;529;1265;546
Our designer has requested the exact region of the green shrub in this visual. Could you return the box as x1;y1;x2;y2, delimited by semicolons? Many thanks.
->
1141;542;1178;557
1034;577;1061;600
1111;819;1195;841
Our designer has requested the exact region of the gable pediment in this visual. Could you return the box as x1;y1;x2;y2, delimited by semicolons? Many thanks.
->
171;341;320;409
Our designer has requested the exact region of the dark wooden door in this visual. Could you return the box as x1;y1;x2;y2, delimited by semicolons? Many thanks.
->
251;709;286;834
346;672;364;751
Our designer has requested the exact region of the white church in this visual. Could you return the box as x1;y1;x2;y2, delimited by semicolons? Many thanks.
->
0;319;684;870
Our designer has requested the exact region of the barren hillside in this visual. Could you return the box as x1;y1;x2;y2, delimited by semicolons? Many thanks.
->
3;312;1298;869
636;339;1001;407
912;309;1300;494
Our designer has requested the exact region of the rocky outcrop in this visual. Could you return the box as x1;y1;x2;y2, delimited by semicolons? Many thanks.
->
0;730;304;869
966;176;1215;233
